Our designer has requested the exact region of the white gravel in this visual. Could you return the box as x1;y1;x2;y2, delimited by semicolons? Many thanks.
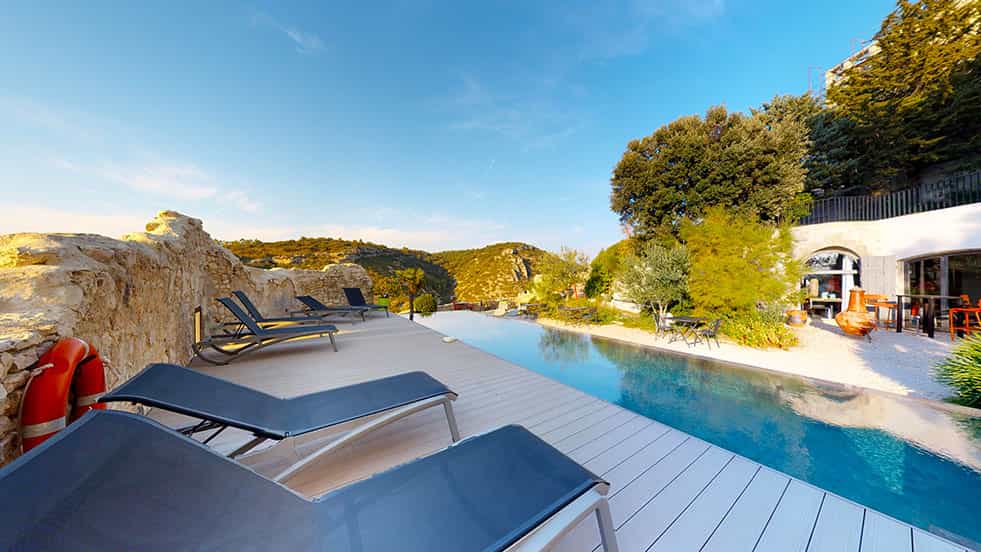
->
538;316;957;401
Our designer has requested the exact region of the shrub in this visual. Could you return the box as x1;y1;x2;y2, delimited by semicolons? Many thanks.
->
682;207;802;318
545;298;621;325
935;335;981;407
721;311;798;349
413;293;438;316
585;240;632;298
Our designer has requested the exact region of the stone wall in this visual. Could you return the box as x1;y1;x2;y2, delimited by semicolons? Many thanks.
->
0;211;372;466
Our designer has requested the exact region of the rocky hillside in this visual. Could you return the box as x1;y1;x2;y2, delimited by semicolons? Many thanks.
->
431;243;551;301
223;238;553;303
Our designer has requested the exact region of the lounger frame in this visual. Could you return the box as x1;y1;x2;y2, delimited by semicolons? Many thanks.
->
293;295;368;322
191;305;338;366
507;484;619;552
174;385;460;484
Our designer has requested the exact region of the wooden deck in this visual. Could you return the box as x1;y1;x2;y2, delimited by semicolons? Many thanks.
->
169;315;973;552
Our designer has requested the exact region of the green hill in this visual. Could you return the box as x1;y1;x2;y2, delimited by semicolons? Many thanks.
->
222;237;553;303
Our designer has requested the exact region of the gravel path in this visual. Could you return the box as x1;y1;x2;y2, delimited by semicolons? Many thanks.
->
538;316;957;400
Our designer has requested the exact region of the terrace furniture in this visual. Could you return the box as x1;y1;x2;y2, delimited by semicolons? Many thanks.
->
654;314;676;339
667;316;706;346
191;299;338;365
948;302;981;339
807;297;840;319
691;318;723;349
558;305;597;322
0;411;619;552
232;290;347;327
895;294;965;338
343;287;389;317
295;294;369;321
100;363;459;483
864;293;898;328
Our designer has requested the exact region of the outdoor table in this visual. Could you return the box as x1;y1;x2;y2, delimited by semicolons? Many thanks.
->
668;316;706;345
808;297;841;319
895;294;964;339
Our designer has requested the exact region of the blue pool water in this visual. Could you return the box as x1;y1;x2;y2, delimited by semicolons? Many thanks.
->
416;312;981;547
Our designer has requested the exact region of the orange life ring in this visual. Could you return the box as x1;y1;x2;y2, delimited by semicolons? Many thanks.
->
19;337;107;452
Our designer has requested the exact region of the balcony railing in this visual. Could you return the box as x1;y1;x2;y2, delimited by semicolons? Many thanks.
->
799;171;981;225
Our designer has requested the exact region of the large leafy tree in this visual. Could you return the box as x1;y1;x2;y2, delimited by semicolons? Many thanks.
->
816;0;981;193
610;101;810;237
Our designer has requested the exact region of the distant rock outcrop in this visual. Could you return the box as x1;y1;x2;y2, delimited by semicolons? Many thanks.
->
0;211;371;466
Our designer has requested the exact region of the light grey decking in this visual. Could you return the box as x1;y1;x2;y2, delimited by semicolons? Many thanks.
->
167;315;973;552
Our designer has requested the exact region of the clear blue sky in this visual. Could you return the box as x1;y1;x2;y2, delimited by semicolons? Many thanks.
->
0;0;894;254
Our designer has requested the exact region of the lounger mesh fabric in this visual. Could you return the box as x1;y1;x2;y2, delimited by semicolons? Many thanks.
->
100;363;454;439
297;295;366;313
217;297;337;336
232;290;329;324
0;411;604;551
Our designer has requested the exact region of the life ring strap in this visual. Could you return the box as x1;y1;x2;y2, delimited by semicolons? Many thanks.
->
22;418;67;439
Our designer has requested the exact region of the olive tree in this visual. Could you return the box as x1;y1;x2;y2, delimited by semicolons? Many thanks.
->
618;243;689;323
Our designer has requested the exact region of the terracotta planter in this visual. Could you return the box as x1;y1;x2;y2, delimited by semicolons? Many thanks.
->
835;288;876;338
786;309;808;327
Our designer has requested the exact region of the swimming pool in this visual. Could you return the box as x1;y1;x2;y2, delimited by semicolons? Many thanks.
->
416;312;981;548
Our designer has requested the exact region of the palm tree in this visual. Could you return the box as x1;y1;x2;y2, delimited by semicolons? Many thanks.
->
396;268;426;320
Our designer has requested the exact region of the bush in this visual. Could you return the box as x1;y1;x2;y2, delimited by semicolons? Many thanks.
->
413;293;438;317
585;240;632;298
721;311;798;349
544;299;622;325
682;207;802;318
935;335;981;407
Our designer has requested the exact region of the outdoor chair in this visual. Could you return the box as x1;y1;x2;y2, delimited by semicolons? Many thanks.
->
343;287;389;317
231;290;350;327
295;294;368;321
191;299;338;365
0;411;619;551
100;363;459;483
691;318;722;349
655;314;676;340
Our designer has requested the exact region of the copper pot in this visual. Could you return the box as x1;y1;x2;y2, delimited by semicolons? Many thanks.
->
835;288;876;338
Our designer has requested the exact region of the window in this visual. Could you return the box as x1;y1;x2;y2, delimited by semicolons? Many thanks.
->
803;250;861;309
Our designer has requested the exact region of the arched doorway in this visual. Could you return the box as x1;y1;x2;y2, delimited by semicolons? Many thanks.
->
803;249;862;316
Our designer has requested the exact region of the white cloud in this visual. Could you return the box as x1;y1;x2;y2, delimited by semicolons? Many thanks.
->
0;204;149;238
51;158;261;213
252;11;325;54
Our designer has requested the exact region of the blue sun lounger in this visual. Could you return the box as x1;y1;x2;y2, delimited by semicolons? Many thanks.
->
0;411;619;551
100;363;460;482
343;287;389;317
232;290;352;326
191;298;339;365
295;294;369;321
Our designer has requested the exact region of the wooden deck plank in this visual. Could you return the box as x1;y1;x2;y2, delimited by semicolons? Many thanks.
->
179;316;970;552
581;422;672;475
701;467;790;552
860;511;912;552
554;409;639;454
754;480;825;552
609;438;710;526
807;494;864;552
650;457;759;551
568;415;656;463
614;446;733;551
